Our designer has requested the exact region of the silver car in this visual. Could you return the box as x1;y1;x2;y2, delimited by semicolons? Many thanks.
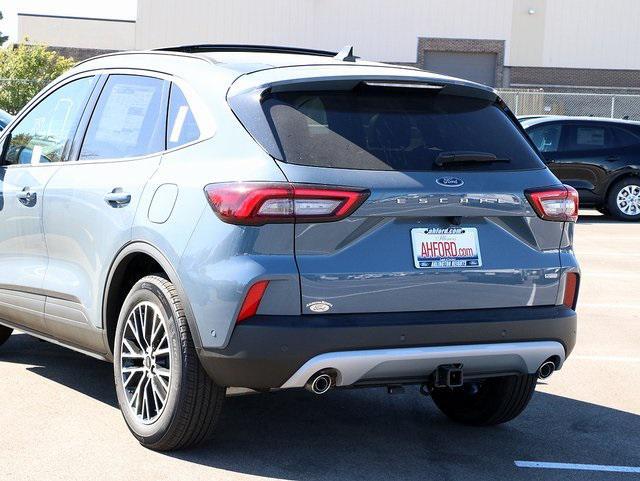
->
0;45;579;451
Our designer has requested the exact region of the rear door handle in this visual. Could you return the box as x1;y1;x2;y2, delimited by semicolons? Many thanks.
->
104;190;132;207
606;156;620;162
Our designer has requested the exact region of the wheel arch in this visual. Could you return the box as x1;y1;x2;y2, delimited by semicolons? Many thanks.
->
602;169;640;206
102;242;202;360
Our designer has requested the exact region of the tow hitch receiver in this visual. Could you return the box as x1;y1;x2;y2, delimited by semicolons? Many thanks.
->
434;364;464;388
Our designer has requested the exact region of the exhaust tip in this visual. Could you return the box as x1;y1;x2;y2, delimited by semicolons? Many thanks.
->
306;372;333;395
538;360;556;379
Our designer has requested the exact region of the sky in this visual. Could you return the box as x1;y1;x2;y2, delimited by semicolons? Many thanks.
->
0;0;138;43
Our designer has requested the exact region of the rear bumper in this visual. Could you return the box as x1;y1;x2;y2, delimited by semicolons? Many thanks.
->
197;305;577;389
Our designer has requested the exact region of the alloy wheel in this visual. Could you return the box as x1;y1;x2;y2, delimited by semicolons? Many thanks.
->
616;184;640;216
119;301;172;424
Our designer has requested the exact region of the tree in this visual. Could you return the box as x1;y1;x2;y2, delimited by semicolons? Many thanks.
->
0;42;75;114
0;12;8;46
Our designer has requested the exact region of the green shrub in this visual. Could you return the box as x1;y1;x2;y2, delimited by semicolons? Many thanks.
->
0;42;75;114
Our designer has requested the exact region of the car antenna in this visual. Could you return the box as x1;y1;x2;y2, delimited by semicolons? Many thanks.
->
335;45;358;62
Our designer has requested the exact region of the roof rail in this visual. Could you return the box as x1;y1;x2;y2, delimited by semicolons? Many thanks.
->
154;44;338;57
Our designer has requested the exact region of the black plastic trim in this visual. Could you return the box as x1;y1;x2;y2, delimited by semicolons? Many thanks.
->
198;305;577;389
103;242;202;359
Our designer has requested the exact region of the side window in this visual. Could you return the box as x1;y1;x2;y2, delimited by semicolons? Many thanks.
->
527;124;562;152
80;75;167;160
610;126;640;149
562;124;610;152
167;84;200;149
4;77;94;165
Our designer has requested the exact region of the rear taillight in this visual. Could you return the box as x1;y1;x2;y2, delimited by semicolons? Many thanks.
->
562;272;580;309
204;182;369;225
237;280;269;323
526;185;579;222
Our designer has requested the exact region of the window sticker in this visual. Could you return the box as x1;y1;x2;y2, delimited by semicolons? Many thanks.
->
576;127;605;146
94;84;156;148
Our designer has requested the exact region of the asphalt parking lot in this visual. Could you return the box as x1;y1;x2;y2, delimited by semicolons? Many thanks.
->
1;210;639;481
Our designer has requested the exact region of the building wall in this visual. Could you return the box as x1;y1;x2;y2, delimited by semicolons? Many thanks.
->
508;0;546;67
134;0;640;71
18;13;135;51
510;67;640;90
542;0;640;69
134;0;513;63
15;1;640;89
46;46;118;62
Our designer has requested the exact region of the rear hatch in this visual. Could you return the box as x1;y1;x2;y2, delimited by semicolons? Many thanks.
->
229;69;566;314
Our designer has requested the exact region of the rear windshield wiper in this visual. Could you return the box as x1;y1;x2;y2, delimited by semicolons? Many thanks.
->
435;151;511;168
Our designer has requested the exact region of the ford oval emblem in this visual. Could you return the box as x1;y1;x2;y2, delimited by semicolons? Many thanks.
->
436;176;464;187
306;301;333;313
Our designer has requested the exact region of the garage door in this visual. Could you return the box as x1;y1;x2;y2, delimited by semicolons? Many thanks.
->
424;51;497;87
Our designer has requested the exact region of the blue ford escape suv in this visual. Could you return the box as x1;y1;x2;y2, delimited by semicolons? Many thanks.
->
0;45;579;451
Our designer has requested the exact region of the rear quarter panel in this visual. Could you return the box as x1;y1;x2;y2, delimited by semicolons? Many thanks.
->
132;89;299;350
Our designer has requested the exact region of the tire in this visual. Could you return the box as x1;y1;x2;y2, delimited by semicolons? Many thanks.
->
113;275;225;451
431;374;537;426
606;178;640;221
0;324;12;347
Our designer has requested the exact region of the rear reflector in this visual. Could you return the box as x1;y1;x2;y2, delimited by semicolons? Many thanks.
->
562;272;580;310
526;185;579;222
237;280;270;323
204;182;369;225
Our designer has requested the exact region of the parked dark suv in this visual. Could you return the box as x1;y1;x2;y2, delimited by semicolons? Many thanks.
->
522;116;640;220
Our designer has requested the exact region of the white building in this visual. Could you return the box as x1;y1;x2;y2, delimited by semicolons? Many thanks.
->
17;0;640;90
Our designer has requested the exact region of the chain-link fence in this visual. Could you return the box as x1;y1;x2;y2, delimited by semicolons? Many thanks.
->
498;89;640;121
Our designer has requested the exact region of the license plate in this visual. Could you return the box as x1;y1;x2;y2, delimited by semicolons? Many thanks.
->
411;227;482;269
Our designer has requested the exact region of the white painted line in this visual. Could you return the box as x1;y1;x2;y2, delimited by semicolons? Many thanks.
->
579;271;638;279
576;251;640;259
515;461;640;473
580;302;640;309
573;354;640;363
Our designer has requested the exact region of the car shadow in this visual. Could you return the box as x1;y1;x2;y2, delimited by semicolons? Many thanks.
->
2;333;639;480
0;332;118;408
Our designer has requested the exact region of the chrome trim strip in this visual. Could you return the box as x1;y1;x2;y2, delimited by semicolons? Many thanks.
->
280;341;565;388
0;284;81;304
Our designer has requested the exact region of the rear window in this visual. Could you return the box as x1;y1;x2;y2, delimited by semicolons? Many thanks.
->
262;89;544;171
